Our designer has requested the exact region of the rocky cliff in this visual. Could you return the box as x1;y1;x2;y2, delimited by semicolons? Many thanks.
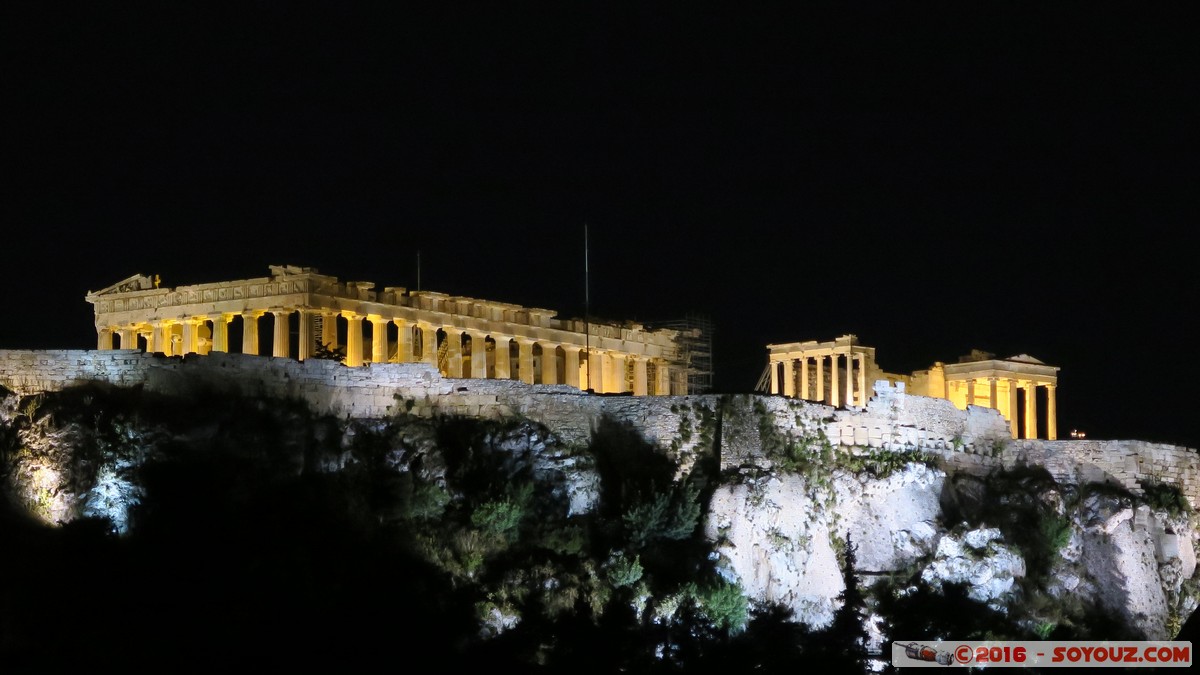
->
0;351;1197;671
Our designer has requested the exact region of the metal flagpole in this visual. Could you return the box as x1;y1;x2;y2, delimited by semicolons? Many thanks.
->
584;223;590;392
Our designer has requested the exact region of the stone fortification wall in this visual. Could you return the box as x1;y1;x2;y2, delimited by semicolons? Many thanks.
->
1;350;1196;507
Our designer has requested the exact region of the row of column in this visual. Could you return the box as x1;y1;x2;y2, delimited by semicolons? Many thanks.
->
768;352;868;407
952;378;1057;440
97;309;675;395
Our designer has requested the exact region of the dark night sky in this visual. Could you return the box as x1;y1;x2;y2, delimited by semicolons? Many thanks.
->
2;4;1196;448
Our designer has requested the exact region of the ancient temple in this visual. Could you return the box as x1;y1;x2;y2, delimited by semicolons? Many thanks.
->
765;335;1060;439
86;265;691;395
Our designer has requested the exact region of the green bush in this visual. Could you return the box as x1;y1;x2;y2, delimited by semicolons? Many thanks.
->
604;550;644;588
623;480;701;548
697;579;749;635
472;499;523;539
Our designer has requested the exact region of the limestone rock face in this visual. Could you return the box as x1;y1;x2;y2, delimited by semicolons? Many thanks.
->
706;474;844;627
835;463;944;572
920;526;1026;609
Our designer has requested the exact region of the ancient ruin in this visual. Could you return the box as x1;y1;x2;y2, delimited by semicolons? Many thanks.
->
766;334;1060;439
85;265;693;395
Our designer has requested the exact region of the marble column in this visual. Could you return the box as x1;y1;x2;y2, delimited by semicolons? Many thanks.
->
587;349;603;392
470;332;488;379
271;310;290;358
782;358;795;397
297;310;313;361
656;361;671;395
393;319;411;363
800;357;810;400
830;354;840;407
117;327;136;350
343;312;364;367
369;315;388;364
182;318;202;354
633;357;648;396
212;314;232;353
444;329;463;378
988;378;998;410
610;353;627;393
97;327;114;350
965;379;975;407
517;339;535;385
242;311;262;355
419;323;437;364
563;347;580;388
845;350;854;406
1046;384;1057;440
540;344;558;385
1024;382;1037;439
769;359;780;395
815;355;825;404
1007;379;1020;439
321;311;339;352
856;354;866;405
494;337;512;379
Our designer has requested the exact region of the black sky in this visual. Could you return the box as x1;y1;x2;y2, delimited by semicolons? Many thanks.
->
2;4;1196;448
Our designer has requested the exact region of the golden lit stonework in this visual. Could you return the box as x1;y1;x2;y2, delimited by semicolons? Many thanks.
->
765;335;1060;439
86;265;692;395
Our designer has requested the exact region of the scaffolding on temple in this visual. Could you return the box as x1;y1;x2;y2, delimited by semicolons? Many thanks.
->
649;314;714;395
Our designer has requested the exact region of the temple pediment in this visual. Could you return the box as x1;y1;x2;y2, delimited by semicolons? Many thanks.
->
1006;354;1045;365
88;274;156;297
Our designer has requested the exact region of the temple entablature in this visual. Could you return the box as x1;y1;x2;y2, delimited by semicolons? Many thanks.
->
765;336;1061;440
86;265;693;395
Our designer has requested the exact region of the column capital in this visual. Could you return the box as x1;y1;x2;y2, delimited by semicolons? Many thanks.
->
340;310;362;320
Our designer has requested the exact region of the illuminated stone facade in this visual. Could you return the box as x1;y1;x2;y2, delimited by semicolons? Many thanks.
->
86;265;689;395
767;335;1060;439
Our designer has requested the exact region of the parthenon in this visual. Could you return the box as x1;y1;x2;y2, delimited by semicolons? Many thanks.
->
765;335;1060;439
86;265;692;395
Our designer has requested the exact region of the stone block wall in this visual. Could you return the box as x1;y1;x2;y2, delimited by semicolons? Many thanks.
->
1;350;1196;508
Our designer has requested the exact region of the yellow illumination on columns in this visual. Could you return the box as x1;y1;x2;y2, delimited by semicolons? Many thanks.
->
588;349;604;392
444;329;463;378
97;327;114;350
419;323;437;364
541;344;559;385
1024;382;1037;439
844;350;853;406
815;355;825;404
321;311;338;352
182;318;202;354
965;379;975;407
297;310;313;361
117;327;136;350
469;332;488;379
769;359;780;394
610;353;628;393
1007;379;1019;439
393;319;411;363
517;339;535;385
1046;384;1057;440
343;312;364;367
782;358;794;397
271;311;291;358
856;354;866;405
988;378;998;410
242;311;263;355
212;314;232;353
494;337;512;379
563;347;580;388
830;354;841;407
801;357;810;400
369;315;387;364
633;357;648;396
150;322;166;354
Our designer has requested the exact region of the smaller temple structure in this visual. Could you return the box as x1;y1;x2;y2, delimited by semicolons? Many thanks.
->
86;265;694;395
765;335;1060;439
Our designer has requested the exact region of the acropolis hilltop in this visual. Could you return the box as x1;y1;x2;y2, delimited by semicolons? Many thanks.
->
84;265;694;395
